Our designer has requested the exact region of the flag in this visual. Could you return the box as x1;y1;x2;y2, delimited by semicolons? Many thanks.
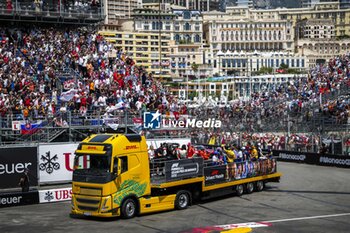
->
173;111;180;120
209;136;216;145
60;89;77;102
21;121;42;135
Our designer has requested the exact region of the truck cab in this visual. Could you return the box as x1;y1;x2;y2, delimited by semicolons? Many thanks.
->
71;134;150;217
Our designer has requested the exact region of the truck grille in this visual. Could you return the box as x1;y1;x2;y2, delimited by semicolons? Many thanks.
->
76;198;100;204
77;205;99;212
76;195;101;212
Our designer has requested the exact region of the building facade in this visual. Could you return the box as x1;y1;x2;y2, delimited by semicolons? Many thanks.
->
133;8;206;81
99;31;171;80
105;0;142;24
216;51;307;76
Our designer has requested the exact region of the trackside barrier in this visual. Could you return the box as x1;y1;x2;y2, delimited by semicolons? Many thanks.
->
0;191;39;208
0;139;191;189
39;187;72;203
38;144;79;184
0;147;39;189
274;150;350;168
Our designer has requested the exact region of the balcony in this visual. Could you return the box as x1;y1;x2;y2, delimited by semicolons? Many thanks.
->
0;2;105;24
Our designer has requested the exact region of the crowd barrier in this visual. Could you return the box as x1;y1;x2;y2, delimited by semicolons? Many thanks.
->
274;150;350;168
0;187;73;208
0;191;39;208
0;138;190;189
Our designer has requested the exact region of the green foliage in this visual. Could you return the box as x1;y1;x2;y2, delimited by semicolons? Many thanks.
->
191;62;199;72
286;69;302;74
257;66;273;75
336;34;350;40
178;40;193;45
188;92;196;99
279;63;289;70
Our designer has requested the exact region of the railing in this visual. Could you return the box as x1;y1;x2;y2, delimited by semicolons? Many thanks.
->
0;2;104;20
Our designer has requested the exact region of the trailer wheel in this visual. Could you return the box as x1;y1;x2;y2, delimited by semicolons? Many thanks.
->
236;184;244;196
256;181;264;192
246;182;254;194
121;198;137;219
175;191;190;210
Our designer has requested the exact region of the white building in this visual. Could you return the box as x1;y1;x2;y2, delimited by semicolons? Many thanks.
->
105;0;142;24
212;51;307;76
134;8;206;80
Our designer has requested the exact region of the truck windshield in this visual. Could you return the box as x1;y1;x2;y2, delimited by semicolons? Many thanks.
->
74;154;111;173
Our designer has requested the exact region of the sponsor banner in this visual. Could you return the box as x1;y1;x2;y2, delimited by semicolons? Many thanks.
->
38;144;79;183
0;147;38;189
204;165;226;185
12;121;21;131
275;150;350;168
39;187;72;203
165;158;203;182
0;191;39;208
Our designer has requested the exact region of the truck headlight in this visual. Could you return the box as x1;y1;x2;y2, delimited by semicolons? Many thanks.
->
101;196;111;212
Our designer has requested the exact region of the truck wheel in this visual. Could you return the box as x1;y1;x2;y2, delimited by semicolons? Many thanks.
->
175;191;190;210
236;184;244;196
246;182;254;194
256;181;264;192
121;198;137;219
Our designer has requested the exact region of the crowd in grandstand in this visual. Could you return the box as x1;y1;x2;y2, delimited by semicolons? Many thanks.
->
0;26;349;149
4;0;101;13
0;26;169;124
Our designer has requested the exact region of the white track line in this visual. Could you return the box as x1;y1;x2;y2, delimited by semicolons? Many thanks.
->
215;213;350;230
264;212;350;223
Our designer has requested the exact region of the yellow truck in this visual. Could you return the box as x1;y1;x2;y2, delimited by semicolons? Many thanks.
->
71;133;281;218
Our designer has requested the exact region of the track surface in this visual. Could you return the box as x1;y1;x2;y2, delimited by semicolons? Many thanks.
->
1;162;349;233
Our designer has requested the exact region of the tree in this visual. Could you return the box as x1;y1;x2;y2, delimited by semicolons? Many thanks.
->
191;62;199;72
257;66;273;75
279;63;289;70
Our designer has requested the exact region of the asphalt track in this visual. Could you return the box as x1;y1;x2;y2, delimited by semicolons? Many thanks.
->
0;161;350;233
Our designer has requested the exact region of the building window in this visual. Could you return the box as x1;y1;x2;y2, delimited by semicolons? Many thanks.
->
185;34;191;43
183;11;191;19
184;23;191;31
195;34;201;43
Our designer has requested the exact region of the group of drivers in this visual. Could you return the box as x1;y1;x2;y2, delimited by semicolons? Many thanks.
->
148;142;272;165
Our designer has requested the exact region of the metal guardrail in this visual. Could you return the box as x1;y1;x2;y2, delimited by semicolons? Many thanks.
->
0;3;104;21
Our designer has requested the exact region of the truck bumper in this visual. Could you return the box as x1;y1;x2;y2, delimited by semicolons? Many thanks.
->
71;208;120;218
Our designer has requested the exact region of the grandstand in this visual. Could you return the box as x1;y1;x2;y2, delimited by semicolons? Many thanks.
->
0;8;348;154
0;0;104;24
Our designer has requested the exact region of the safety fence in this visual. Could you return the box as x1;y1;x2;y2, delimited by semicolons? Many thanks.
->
0;187;73;208
0;138;190;190
0;139;348;208
273;150;350;168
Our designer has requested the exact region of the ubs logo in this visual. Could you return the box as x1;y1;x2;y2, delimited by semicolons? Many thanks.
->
44;191;54;202
39;151;60;174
